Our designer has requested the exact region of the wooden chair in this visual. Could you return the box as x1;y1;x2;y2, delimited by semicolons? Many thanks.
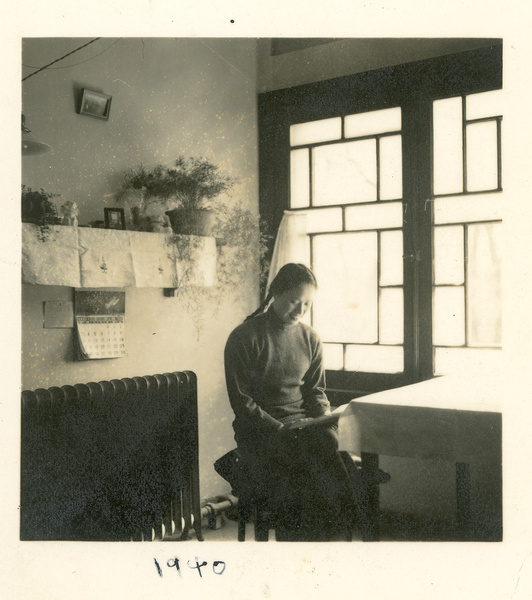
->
214;448;273;541
214;448;390;541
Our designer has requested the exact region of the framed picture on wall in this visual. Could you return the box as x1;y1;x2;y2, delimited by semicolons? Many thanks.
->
104;207;126;230
80;88;112;120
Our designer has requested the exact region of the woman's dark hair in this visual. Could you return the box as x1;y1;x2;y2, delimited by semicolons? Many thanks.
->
245;263;317;321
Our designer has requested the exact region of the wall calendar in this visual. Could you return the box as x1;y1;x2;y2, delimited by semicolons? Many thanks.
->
74;289;126;360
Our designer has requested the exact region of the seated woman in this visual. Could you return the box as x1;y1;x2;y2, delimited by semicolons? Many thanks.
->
224;263;354;540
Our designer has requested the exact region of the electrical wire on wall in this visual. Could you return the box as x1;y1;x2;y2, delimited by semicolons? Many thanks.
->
22;38;124;81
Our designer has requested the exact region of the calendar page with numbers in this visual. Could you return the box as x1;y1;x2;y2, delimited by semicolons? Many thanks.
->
76;315;126;359
74;289;126;360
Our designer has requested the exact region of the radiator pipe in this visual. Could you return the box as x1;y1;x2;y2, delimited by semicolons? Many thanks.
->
202;494;239;528
171;494;239;538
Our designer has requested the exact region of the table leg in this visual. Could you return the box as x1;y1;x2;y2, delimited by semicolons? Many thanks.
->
361;452;380;541
456;462;472;540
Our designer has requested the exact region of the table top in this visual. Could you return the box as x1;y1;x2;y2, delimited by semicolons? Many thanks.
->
337;374;503;462
343;373;502;413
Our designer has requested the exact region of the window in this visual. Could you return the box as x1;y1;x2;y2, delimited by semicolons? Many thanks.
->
259;44;503;396
432;90;503;375
289;108;405;375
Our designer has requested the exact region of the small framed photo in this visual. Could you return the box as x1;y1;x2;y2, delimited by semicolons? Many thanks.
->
80;89;112;120
104;208;126;230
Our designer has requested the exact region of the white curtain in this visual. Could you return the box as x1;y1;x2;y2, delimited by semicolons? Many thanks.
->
266;210;309;291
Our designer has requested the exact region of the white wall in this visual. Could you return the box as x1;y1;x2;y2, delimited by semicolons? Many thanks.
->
21;38;260;501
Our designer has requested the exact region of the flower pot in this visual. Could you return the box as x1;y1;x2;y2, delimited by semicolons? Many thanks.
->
165;208;215;236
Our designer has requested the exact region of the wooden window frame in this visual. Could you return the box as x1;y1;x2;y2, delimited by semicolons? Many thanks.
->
258;44;503;398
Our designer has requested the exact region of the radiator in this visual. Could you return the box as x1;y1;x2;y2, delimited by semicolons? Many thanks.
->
20;371;203;542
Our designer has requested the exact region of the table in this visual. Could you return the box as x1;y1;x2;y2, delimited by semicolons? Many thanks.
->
337;374;503;541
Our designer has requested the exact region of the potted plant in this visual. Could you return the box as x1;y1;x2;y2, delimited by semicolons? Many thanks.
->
115;157;270;338
213;203;271;293
114;156;237;235
21;185;60;241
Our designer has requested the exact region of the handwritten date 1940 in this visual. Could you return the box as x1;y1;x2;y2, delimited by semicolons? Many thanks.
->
154;557;226;578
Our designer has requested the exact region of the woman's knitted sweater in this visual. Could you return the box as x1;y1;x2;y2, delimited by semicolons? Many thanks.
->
224;305;330;446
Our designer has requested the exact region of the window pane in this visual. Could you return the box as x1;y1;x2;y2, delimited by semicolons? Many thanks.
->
290;149;310;208
345;202;402;231
433;286;465;347
380;230;403;286
434;225;464;285
313;139;377;205
305;207;342;233
290;117;342;146
345;344;404;374
380;135;403;200
466;121;498;192
434;347;503;376
313;233;378;343
467;223;502;347
323;343;344;370
466;89;503;120
380;288;404;344
344;107;401;138
433;193;503;224
433;97;463;195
